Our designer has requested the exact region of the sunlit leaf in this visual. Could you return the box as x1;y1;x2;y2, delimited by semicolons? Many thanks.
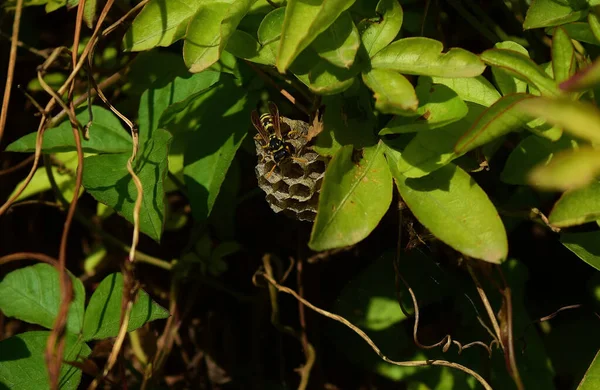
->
577;349;600;389
358;0;403;58
489;41;530;96
226;29;275;65
561;232;600;271
0;264;85;335
291;49;360;95
312;11;360;68
309;142;392;251
362;68;417;115
589;11;600;43
387;149;508;263
277;0;356;73
523;0;586;30
371;37;485;77
431;75;501;107
548;22;600;45
552;27;576;84
529;147;600;192
549;181;600;227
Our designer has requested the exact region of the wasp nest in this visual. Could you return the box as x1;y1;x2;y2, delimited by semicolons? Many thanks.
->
254;117;327;222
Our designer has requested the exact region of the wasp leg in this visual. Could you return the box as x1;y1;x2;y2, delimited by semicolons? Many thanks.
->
265;163;278;179
291;156;308;164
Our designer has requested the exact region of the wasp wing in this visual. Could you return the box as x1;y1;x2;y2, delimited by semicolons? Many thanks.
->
268;102;282;139
251;110;270;144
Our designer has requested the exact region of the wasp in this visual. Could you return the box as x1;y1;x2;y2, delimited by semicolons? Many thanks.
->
251;102;303;177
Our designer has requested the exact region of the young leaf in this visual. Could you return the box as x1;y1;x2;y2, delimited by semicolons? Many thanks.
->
371;37;485;78
549;181;600;227
490;41;530;96
379;79;468;134
552;27;576;84
528;147;600;192
358;0;403;58
309;142;393;251
480;49;560;96
501;135;578;186
123;0;203;51
362;68;418;115
183;0;256;73
550;22;600;45
82;129;173;242
0;264;85;335
0;331;91;390
523;0;586;30
82;272;169;341
560;58;600;92
276;0;356;73
577;349;600;389
454;93;534;155
5;106;131;154
312;11;360;68
387;149;508;263
431;75;501;107
561;232;600;271
515;97;600;144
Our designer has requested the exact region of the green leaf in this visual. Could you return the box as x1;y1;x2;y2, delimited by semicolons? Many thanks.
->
454;93;534;154
276;0;356;73
589;11;600;43
358;0;402;58
501;134;578;185
431;75;501;107
523;0;587;30
0;331;91;390
490;41;530;96
561;232;600;271
549;181;600;227
226;29;275;65
82;272;169;341
387;149;508;263
183;0;256;73
515;97;600;144
362;68;418;115
160;80;250;221
123;0;203;51
311;11;360;68
379;78;468;134
529;147;600;191
125;50;190;96
371;37;485;78
577;349;600;389
548;22;600;45
309;142;393;251
0;264;85;335
257;6;285;44
5;106;131;154
82;129;173;242
560;57;600;92
480;48;560;96
291;49;360;95
388;102;486;178
552;27;577;84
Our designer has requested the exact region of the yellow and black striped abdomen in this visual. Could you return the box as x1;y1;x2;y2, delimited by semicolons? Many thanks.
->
260;113;275;134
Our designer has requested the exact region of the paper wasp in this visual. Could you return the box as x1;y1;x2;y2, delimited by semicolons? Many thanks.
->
251;102;304;177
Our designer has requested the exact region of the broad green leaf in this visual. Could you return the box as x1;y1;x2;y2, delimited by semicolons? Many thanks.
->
138;71;221;144
5;106;131;154
309;142;392;251
0;331;91;390
549;22;600;45
379;78;468;134
276;0;356;73
560;57;600;92
0;263;85;334
523;0;587;30
549;181;600;227
371;37;485;78
589;11;600;42
387;149;508;263
125;51;189;95
480;49;560;96
578;350;600;389
82;129;173;242
431;75;501;107
552;27;576;84
257;6;285;44
515;97;600;144
454;93;534;154
160;80;251;221
225;29;275;65
529;147;600;191
388;103;486;178
501;135;578;185
561;232;600;271
82;272;169;341
362;68;417;115
358;0;403;58
491;41;530;96
291;49;360;95
183;0;256;73
123;0;203;51
311;11;360;68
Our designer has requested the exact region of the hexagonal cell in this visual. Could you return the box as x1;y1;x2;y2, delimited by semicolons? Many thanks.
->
289;183;311;200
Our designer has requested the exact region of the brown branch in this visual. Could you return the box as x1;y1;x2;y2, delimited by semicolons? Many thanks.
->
0;0;23;144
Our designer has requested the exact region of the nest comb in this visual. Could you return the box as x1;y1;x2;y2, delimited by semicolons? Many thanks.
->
254;117;328;222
